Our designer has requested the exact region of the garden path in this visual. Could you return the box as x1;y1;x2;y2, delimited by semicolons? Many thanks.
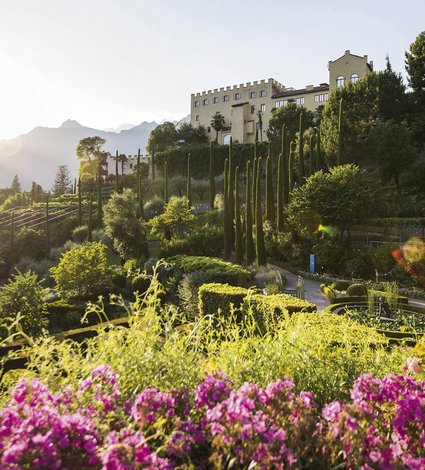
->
269;264;330;312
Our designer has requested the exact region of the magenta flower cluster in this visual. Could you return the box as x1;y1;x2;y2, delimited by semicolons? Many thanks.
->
0;366;424;469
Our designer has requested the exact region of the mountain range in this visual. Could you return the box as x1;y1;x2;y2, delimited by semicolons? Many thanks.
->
0;119;161;190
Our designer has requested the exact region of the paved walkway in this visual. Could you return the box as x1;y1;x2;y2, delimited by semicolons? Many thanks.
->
270;264;330;312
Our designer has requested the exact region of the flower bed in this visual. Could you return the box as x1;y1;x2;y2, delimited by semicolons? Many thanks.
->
1;365;423;468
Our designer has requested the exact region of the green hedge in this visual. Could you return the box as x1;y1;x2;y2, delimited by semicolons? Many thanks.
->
198;283;249;318
155;142;269;179
168;255;252;286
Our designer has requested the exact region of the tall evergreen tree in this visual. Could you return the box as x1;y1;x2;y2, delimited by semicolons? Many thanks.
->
186;153;192;206
77;178;82;226
97;159;102;227
151;143;156;180
52;165;71;197
227;137;234;242
115;150;119;192
281;124;289;205
289;141;295;196
45;192;50;249
298;113;304;184
223;159;230;258
316;127;321;173
234;166;242;264
337;98;343;166
265;156;275;224
11;175;21;194
252;157;258;221
276;153;284;232
10;211;15;265
164;161;169;203
87;194;93;242
255;158;266;266
309;135;314;176
245;160;255;265
209;142;216;209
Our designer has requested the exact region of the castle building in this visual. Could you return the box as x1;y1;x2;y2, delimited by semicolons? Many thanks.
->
190;50;373;144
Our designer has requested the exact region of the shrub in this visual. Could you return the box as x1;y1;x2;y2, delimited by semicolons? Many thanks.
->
252;266;287;293
198;283;249;318
169;255;251;286
185;225;223;257
369;242;399;273
330;280;351;291
111;271;127;289
242;293;316;333
143;196;164;220
13;257;55;285
131;273;151;295
15;227;49;261
346;283;367;296
159;238;191;257
343;249;372;278
50;242;113;299
177;271;218;316
72;224;89;243
0;271;47;338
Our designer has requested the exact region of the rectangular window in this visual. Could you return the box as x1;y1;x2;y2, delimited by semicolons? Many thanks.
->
324;93;329;101
260;103;266;112
283;100;288;106
314;95;319;103
194;100;200;107
260;90;266;97
234;92;241;100
213;97;219;104
195;115;200;121
203;98;209;105
275;100;284;108
295;97;304;105
207;126;211;133
223;95;229;102
249;91;257;99
250;105;255;114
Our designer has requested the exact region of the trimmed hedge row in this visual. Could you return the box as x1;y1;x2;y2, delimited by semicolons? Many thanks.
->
198;284;316;326
155;142;270;179
168;255;252;286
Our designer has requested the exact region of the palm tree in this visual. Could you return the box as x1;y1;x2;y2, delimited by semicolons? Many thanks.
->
210;112;225;142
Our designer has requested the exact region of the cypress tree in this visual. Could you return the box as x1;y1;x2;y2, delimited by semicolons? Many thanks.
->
77;178;82;226
97;159;102;227
316;127;321;172
255;158;266;266
138;172;144;219
209;142;216;210
45;192;50;249
281;124;289;205
337;98;343;166
115;150;119;192
252;151;258;222
234;166;242;264
254;129;259;158
309;134;314;176
164;160;169;203
87;194;93;242
298;113;304;185
186;153;192;205
151;143;156;180
73;178;77;195
10;211;15;265
245;160;255;265
265;155;274;224
223;158;230;258
276;153;284;232
227;137;234;240
289;141;295;195
136;149;141;211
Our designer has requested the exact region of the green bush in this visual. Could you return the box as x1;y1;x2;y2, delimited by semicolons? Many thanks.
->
186;225;223;257
242;293;316;333
0;271;48;339
72;225;89;243
369;242;399;273
143;196;164;220
330;280;351;291
321;284;337;302
131;273;151;295
50;242;113;299
159;239;191;257
15;227;49;261
111;271;127;289
346;283;368;297
169;255;251;286
13;257;54;286
198;283;249;318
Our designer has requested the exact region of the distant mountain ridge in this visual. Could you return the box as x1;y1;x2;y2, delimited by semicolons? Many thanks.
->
0;119;160;190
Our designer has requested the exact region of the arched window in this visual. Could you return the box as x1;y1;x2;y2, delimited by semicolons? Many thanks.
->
351;73;359;84
223;134;231;145
336;76;345;87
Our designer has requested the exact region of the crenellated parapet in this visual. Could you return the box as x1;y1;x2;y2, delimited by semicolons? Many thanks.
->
191;78;285;98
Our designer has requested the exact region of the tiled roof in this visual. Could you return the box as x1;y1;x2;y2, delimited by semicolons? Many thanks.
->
272;83;329;99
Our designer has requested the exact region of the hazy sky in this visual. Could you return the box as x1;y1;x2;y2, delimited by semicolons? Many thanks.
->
0;0;423;139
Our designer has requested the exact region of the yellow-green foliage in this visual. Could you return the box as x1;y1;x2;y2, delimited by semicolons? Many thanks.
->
242;293;316;333
169;255;251;284
198;283;249;317
50;242;112;299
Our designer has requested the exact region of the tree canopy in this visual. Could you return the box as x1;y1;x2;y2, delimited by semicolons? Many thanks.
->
286;164;385;237
267;102;314;143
